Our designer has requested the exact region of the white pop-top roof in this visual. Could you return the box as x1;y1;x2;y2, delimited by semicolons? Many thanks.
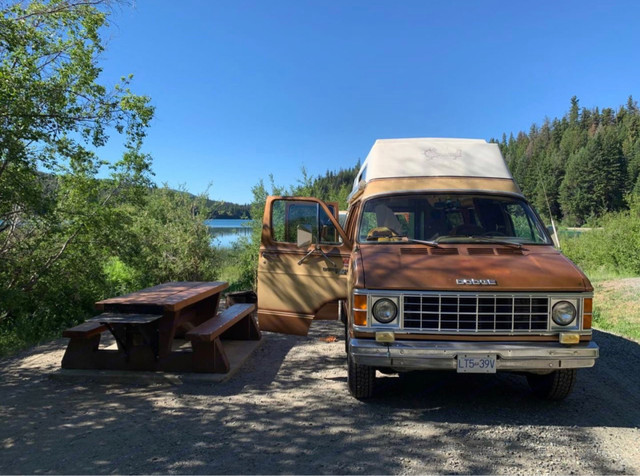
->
352;138;513;191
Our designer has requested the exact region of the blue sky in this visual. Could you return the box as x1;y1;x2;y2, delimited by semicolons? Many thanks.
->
99;0;640;204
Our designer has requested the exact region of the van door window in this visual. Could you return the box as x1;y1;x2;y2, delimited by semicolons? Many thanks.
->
271;199;342;245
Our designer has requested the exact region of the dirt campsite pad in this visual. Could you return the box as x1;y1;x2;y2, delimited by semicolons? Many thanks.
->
1;321;639;474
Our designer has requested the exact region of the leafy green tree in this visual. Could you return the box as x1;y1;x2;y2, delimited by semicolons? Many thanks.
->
0;0;153;293
0;0;153;353
229;176;285;291
117;186;219;290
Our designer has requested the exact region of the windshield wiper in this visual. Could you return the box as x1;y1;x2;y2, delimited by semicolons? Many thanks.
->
467;235;523;249
401;237;440;248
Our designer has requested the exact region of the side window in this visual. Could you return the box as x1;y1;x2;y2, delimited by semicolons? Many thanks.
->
272;200;341;245
505;203;535;240
358;210;378;241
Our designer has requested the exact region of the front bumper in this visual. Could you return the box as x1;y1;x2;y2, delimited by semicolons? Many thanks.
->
349;338;599;372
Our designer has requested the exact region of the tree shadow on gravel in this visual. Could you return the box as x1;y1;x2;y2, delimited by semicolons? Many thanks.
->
0;326;636;474
368;330;640;428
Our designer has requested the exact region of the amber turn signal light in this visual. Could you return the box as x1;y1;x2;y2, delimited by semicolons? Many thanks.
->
559;333;580;344
376;332;395;343
583;298;593;314
583;298;593;329
354;294;367;326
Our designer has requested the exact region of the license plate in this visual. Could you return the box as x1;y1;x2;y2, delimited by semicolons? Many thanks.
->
456;354;497;373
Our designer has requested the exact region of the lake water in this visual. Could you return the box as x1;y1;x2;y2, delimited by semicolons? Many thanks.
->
206;218;252;248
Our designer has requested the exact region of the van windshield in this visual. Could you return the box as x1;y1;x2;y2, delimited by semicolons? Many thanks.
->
358;194;552;245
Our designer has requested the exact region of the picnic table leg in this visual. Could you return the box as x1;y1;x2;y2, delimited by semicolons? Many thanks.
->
157;311;177;360
221;313;261;341
171;292;222;338
197;293;222;325
191;338;230;373
61;335;101;369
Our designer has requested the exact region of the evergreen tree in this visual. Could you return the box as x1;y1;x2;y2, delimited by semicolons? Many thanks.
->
569;96;580;125
559;128;626;224
560;146;595;225
500;96;640;223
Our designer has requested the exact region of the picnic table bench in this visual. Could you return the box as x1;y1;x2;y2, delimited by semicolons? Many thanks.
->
61;282;261;373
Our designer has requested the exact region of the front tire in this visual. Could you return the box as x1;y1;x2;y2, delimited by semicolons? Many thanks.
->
348;352;375;399
527;369;577;400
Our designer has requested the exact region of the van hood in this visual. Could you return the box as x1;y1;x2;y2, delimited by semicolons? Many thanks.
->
358;245;590;292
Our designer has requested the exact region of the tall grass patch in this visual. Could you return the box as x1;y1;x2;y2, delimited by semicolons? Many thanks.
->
592;280;640;342
561;196;640;278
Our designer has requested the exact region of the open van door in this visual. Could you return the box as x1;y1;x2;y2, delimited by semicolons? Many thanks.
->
257;196;352;335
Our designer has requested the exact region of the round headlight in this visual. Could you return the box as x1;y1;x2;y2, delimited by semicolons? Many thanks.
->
372;298;397;324
552;301;577;326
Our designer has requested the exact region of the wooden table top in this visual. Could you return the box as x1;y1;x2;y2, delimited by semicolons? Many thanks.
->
95;281;229;312
89;312;164;324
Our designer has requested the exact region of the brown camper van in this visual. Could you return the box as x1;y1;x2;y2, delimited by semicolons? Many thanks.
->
257;138;599;399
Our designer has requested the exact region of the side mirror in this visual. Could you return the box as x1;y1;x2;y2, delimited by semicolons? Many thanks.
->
296;225;313;248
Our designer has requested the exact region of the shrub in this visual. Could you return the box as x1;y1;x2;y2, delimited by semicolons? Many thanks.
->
0;185;219;356
561;195;640;278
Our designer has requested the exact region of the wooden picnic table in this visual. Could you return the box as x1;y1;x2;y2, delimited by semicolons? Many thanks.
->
96;281;229;359
61;281;261;373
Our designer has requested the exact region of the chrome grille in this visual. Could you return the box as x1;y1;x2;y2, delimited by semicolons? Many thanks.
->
403;294;549;333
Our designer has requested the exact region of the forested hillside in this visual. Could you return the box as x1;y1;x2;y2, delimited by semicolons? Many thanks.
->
294;166;360;208
497;96;640;225
206;166;358;219
207;200;251;219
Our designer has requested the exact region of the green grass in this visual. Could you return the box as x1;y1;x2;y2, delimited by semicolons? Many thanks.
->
592;277;640;342
582;267;637;283
0;308;88;358
218;259;244;291
215;244;255;293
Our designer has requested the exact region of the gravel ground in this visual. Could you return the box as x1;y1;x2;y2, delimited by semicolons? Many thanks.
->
1;322;639;475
